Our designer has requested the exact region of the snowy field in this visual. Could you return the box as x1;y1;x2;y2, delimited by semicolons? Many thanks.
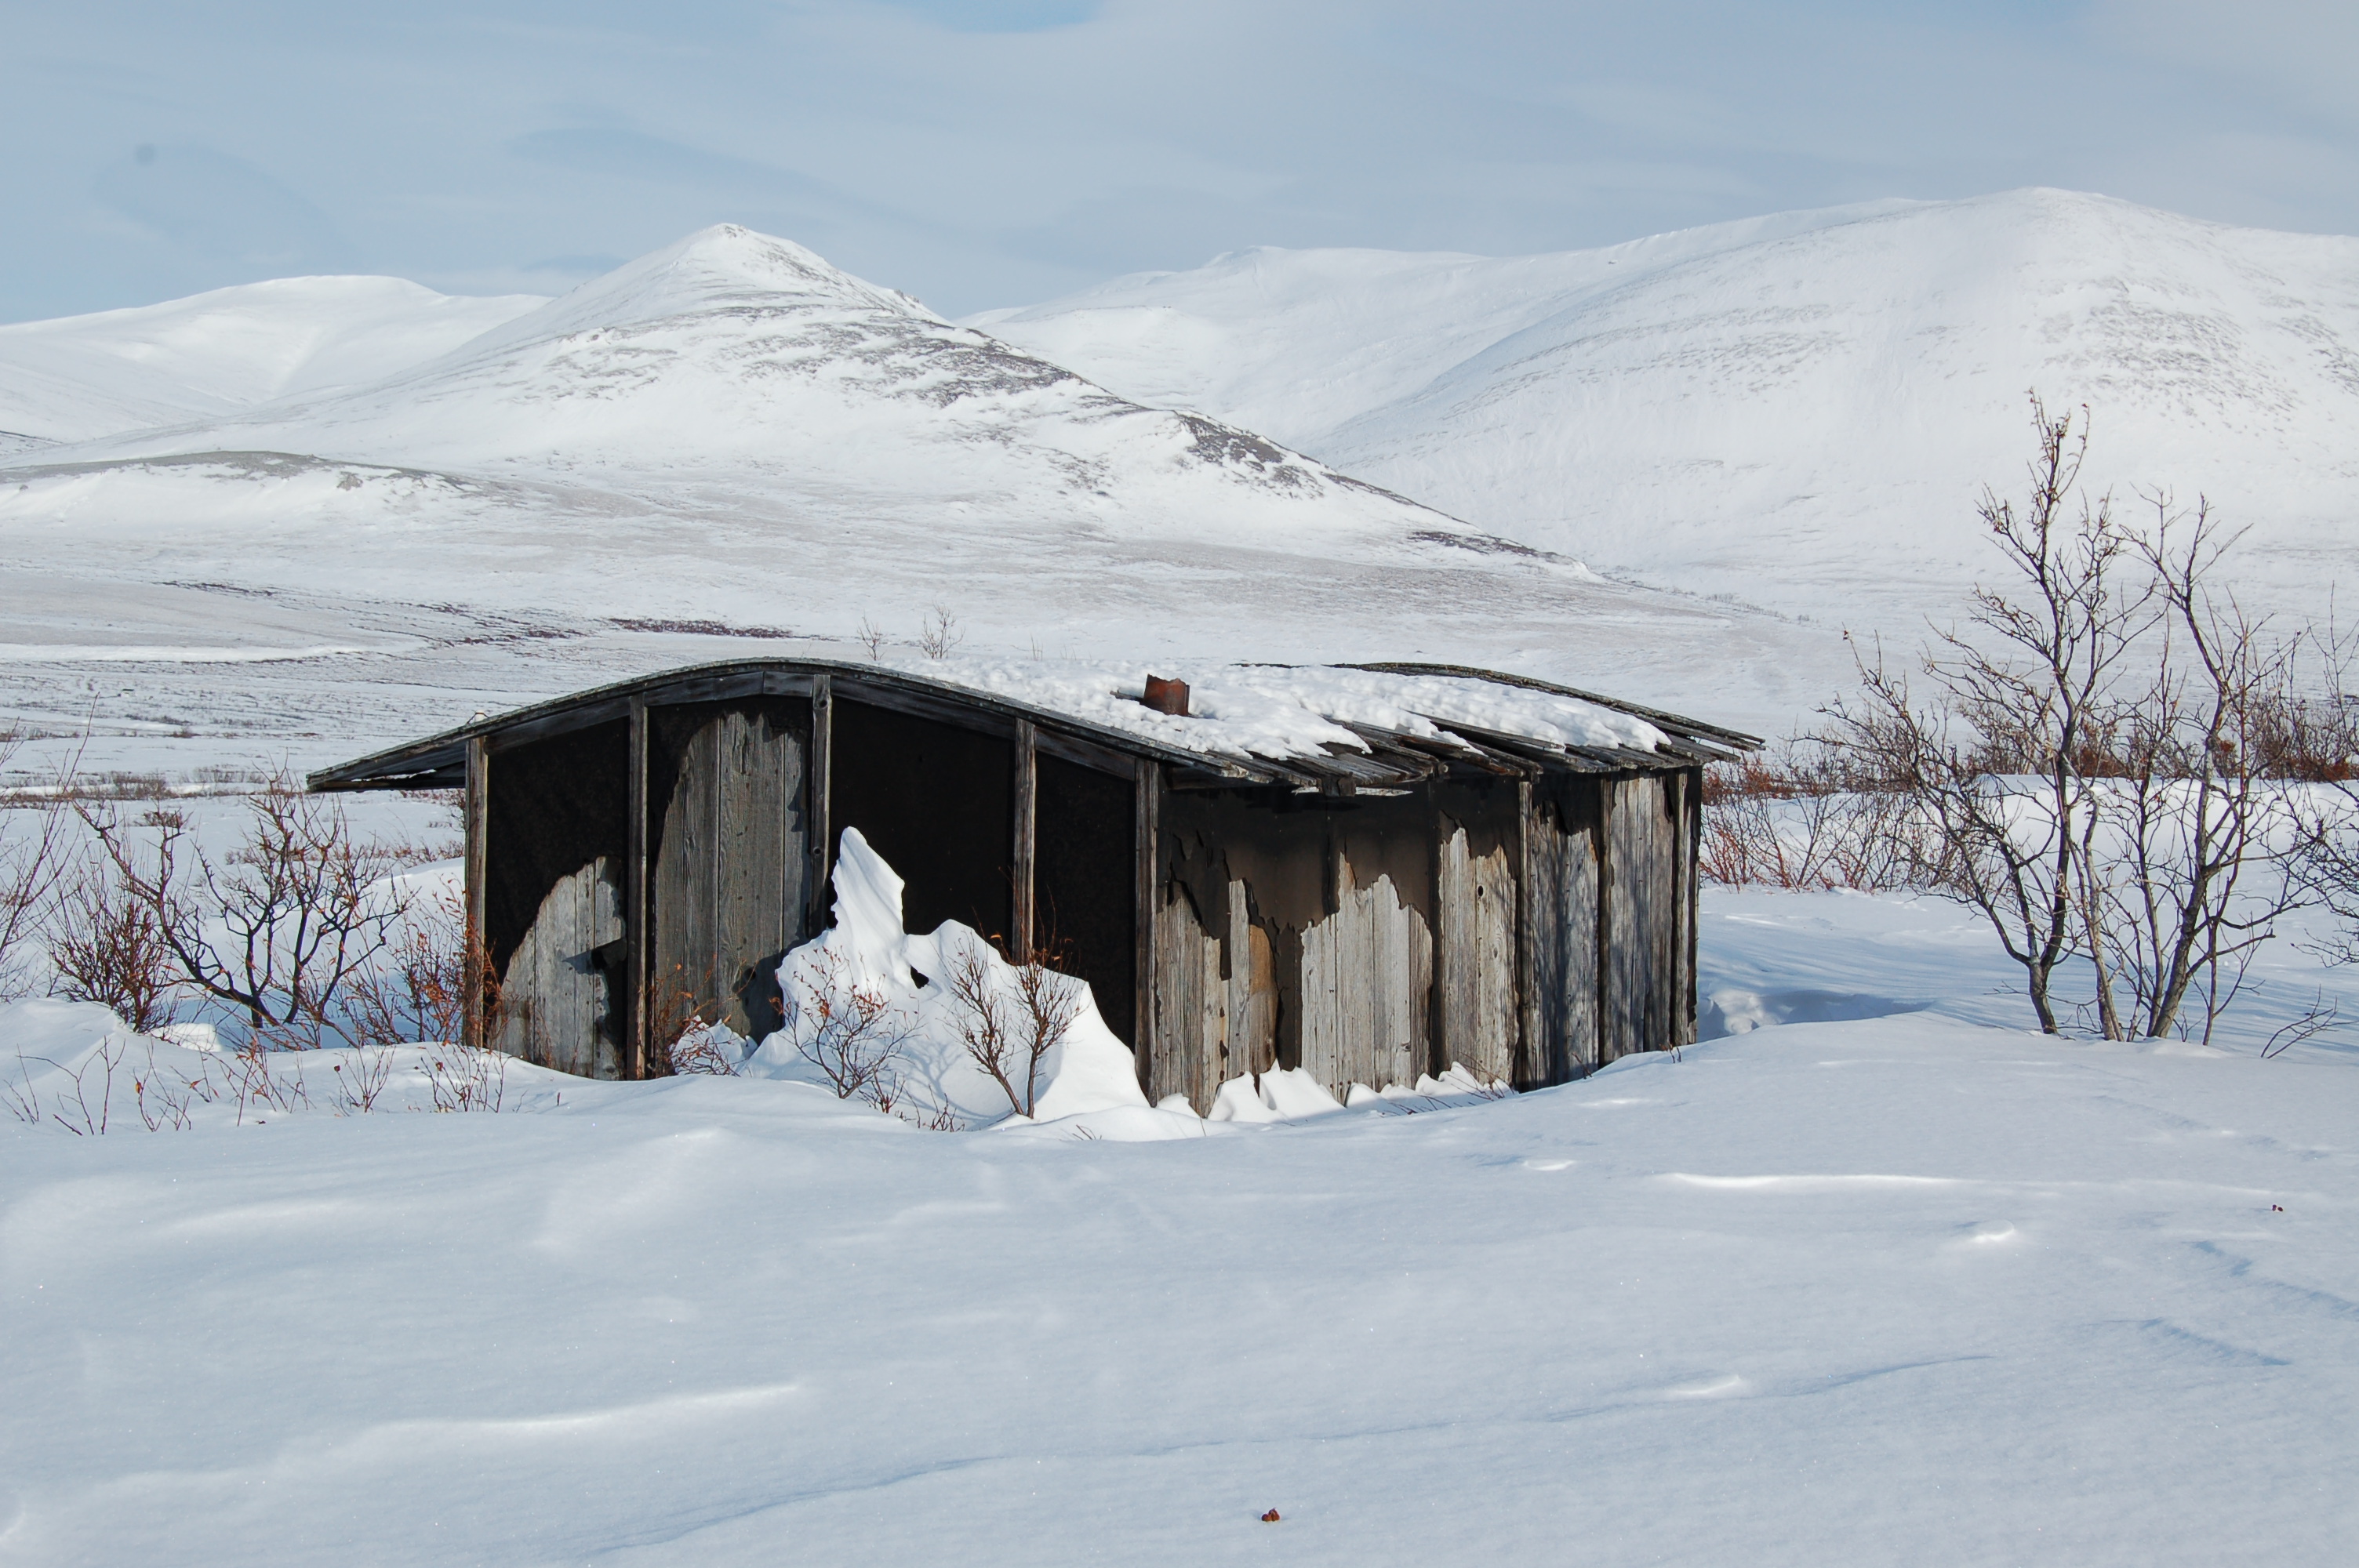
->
5;879;2354;1566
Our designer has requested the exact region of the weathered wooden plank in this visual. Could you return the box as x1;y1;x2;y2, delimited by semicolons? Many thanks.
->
1438;824;1518;1084
495;855;624;1077
1299;860;1430;1100
650;705;808;1043
1522;782;1601;1083
1605;773;1677;1058
1682;767;1702;1047
1012;720;1036;964
808;675;832;938
1224;885;1277;1084
1134;762;1160;1080
1150;878;1215;1111
463;735;489;1051
626;699;649;1078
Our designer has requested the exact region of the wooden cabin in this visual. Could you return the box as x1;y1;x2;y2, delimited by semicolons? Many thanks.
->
309;659;1757;1108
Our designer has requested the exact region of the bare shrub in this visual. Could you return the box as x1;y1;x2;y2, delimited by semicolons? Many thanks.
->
2259;990;2343;1060
1826;396;2332;1041
945;933;1079;1119
1699;744;1921;891
79;775;409;1051
787;945;913;1104
327;1045;398;1113
343;884;478;1049
0;726;79;1000
32;1036;127;1135
217;1040;314;1121
917;605;961;661
854;615;888;660
642;963;716;1078
47;862;181;1033
423;1047;507;1112
2;1053;40;1125
133;1043;198;1130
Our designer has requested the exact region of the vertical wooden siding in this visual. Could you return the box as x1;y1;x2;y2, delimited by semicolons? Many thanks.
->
1522;779;1601;1083
1604;774;1681;1060
1299;867;1432;1100
1436;823;1518;1085
495;856;625;1076
649;702;810;1041
1149;877;1278;1110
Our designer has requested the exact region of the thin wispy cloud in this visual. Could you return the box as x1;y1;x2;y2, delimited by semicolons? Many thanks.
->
1;1;2351;321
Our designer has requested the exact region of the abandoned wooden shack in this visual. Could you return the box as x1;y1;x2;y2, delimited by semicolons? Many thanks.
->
309;659;1758;1109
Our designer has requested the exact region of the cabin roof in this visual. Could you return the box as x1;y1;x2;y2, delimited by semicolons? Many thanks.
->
307;655;1760;796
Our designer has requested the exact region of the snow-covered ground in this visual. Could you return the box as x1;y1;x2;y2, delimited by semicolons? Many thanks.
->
5;877;2354;1566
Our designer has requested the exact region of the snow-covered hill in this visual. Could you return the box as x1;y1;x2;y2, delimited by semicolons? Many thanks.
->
0;275;546;445
0;227;1833;765
973;190;2359;625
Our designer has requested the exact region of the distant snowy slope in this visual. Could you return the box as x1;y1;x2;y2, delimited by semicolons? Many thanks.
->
975;190;2359;622
0;276;547;443
0;226;1836;750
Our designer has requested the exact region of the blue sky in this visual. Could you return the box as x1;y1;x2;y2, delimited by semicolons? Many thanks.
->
4;1;2354;321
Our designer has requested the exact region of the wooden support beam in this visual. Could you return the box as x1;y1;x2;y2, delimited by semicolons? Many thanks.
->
1594;775;1616;1068
1515;776;1538;1091
1133;759;1160;1087
625;697;649;1080
808;674;833;938
1012;718;1037;964
463;734;489;1052
1682;767;1702;1048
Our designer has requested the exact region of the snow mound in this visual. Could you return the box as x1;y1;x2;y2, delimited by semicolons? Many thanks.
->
709;828;1153;1127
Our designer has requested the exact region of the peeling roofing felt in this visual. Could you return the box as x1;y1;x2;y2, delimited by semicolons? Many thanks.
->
903;656;1671;764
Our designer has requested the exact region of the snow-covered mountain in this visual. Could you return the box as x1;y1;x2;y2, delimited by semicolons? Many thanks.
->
1;227;1831;763
973;190;2359;625
0;276;546;447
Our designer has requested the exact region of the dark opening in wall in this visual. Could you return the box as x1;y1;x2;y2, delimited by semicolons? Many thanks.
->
485;719;630;972
1035;753;1136;1046
831;698;1013;944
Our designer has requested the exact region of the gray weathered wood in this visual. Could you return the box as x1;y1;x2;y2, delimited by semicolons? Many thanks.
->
1147;877;1278;1112
1225;887;1277;1086
1299;859;1431;1101
627;699;649;1078
1012;719;1036;964
496;856;625;1077
1524;786;1600;1082
650;706;808;1043
1438;824;1518;1085
1605;773;1677;1058
463;735;489;1051
1133;761;1158;1076
807;676;832;938
1150;880;1223;1112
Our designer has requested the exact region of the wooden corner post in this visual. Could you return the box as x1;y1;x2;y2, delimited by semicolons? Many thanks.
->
1133;759;1160;1088
1012;719;1037;963
626;697;650;1080
807;674;833;938
463;733;489;1052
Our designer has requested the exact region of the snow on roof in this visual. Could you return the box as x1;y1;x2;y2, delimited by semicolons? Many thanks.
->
892;654;1669;763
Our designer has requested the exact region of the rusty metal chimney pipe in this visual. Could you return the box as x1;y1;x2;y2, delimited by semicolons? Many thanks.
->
1141;675;1190;717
